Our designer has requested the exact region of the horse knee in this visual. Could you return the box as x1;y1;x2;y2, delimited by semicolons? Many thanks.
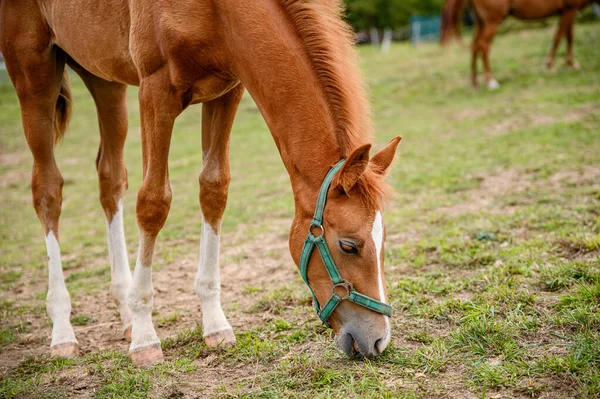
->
136;184;172;236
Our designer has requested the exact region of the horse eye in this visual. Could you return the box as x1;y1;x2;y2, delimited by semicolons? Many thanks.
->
339;240;358;254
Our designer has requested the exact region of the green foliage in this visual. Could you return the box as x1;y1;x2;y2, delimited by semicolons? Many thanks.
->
344;0;445;30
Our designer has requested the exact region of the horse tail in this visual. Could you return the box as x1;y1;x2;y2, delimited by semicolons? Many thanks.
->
54;68;72;144
441;0;465;46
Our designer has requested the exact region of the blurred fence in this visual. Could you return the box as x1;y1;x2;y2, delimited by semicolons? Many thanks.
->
410;15;441;45
364;14;441;50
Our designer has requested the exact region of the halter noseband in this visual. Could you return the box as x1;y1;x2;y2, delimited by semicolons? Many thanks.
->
298;159;393;326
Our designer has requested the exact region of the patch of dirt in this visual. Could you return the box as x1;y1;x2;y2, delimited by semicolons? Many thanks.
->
452;104;598;138
486;105;596;137
548;165;600;189
438;165;600;217
439;169;532;216
452;107;488;121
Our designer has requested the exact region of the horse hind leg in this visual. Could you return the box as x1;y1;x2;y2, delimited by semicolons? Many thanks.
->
71;63;133;342
547;10;576;73
469;3;491;88
3;41;78;356
563;11;580;70
196;84;244;348
479;21;500;90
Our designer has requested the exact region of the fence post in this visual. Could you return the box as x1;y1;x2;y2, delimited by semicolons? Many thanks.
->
381;28;392;53
370;27;380;50
411;21;421;46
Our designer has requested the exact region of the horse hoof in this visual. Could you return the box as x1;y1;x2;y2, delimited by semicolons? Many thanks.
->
51;342;79;358
205;328;236;348
548;66;556;74
124;326;132;343
570;62;580;71
130;343;164;367
486;78;500;90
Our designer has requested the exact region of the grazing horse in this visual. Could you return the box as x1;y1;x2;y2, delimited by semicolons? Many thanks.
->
0;0;401;366
441;0;597;89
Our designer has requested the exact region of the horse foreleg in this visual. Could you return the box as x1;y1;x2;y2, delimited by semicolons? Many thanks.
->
74;65;133;342
128;74;180;367
547;10;575;72
4;43;78;357
196;84;244;348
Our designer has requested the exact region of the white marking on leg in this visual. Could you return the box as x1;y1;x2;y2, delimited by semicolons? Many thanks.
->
127;235;160;351
194;218;231;337
106;199;133;333
487;78;500;90
371;211;390;344
45;231;77;347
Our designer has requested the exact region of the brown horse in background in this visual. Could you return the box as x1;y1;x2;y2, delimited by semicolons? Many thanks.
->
0;0;400;367
441;0;597;89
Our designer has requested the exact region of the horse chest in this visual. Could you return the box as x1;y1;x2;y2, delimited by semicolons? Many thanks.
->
182;76;240;107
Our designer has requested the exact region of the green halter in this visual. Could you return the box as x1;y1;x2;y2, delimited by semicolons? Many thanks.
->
299;159;393;326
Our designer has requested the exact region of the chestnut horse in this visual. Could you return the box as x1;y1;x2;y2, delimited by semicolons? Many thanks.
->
0;0;401;366
441;0;597;88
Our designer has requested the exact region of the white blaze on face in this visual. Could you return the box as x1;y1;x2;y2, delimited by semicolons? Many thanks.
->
371;211;385;303
371;211;390;335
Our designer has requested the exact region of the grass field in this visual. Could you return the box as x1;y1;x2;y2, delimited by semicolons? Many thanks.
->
1;21;599;398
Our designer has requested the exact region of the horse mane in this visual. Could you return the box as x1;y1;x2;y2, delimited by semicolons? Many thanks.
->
279;0;391;209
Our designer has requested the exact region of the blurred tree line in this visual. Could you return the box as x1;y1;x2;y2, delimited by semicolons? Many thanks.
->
344;0;445;31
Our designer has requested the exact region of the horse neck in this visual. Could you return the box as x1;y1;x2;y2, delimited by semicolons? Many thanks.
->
219;1;369;209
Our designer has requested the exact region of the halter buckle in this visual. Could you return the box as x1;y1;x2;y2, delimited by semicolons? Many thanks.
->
332;280;354;300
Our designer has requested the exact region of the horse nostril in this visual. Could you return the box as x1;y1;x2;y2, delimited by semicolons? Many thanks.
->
373;338;383;356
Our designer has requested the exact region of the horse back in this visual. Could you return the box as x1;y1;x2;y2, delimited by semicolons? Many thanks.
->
510;0;589;19
3;0;233;91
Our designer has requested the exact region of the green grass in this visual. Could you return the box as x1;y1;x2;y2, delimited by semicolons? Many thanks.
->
1;21;600;398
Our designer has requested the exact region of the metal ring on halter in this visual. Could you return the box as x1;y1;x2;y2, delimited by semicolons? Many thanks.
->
309;223;324;237
332;280;353;300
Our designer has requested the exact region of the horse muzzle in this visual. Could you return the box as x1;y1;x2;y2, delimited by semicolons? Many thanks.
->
334;318;391;358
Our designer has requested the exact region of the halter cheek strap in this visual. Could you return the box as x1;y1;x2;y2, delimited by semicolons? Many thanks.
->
298;159;392;326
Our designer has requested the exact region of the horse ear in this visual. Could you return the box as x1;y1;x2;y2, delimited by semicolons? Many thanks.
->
333;144;371;193
370;136;402;176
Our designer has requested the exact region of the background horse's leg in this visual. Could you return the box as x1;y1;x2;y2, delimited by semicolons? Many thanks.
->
480;22;500;89
547;10;576;72
564;10;580;70
471;24;482;88
72;64;133;342
196;84;244;348
128;73;181;367
2;18;78;356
